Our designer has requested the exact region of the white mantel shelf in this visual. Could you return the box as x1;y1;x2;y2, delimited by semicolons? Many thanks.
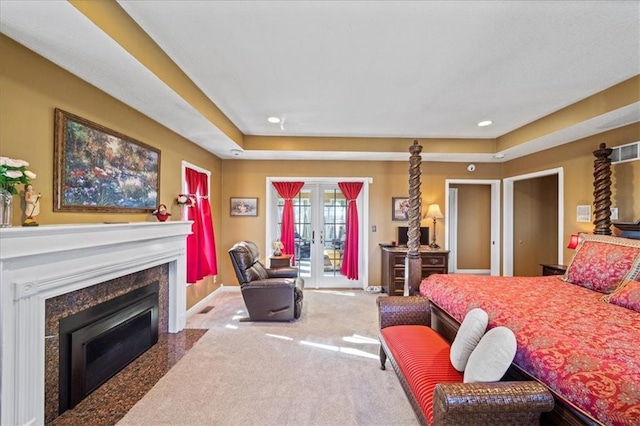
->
0;221;193;426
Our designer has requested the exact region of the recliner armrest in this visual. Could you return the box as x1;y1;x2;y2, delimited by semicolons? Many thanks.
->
267;267;298;279
242;278;296;290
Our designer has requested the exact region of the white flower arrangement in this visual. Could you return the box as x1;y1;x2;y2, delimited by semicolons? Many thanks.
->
176;194;196;207
0;157;36;195
272;240;284;251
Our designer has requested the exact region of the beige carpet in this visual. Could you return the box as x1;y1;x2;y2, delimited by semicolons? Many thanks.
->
118;289;418;426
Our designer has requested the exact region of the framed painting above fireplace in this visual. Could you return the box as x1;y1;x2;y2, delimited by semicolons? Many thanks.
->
53;108;160;213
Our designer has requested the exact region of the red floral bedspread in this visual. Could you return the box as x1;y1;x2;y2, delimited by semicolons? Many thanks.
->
420;274;640;426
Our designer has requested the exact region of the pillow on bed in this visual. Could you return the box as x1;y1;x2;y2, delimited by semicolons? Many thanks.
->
463;326;517;383
450;308;488;372
563;234;640;294
602;279;640;313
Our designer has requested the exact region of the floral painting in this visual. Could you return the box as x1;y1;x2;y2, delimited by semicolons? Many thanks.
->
54;109;160;212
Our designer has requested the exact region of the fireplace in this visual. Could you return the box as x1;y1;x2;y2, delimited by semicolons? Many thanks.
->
0;222;192;426
58;282;160;413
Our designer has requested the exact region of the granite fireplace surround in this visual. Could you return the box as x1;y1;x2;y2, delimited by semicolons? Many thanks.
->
0;222;192;426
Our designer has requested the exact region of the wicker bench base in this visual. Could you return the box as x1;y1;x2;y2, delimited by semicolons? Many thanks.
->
378;297;554;426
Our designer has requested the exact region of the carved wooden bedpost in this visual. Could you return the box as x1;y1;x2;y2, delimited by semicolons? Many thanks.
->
404;140;423;296
593;143;613;235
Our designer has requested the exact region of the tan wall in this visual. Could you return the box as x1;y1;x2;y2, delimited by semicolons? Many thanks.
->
3;34;638;307
0;35;221;309
503;123;640;265
451;184;492;270
218;160;503;286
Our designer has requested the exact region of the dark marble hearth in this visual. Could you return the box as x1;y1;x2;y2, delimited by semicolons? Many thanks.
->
49;329;207;426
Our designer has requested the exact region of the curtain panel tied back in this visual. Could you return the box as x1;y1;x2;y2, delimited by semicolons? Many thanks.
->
186;168;217;283
338;182;363;280
272;181;304;265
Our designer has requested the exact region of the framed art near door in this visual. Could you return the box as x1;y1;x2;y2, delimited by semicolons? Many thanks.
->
230;197;258;216
392;197;409;221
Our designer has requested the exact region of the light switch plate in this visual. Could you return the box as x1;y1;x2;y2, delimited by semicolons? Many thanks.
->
610;207;619;221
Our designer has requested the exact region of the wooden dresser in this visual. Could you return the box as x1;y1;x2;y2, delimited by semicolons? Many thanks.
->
380;246;450;295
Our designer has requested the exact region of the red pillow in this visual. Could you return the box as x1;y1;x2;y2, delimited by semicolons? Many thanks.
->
563;235;640;294
603;279;640;313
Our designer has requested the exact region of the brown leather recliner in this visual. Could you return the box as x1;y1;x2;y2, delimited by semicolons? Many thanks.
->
228;241;304;321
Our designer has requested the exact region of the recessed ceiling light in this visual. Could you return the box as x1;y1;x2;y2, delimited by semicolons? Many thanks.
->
477;120;493;127
267;117;281;124
494;153;505;159
230;149;243;156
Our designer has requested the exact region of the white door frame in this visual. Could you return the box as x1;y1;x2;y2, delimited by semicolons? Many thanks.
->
444;179;501;276
265;177;372;289
502;167;564;277
447;187;458;273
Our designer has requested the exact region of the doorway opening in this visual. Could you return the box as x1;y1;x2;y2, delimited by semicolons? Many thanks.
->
445;179;501;275
503;168;564;276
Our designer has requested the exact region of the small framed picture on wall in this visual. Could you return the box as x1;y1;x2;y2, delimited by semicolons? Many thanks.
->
230;197;258;216
392;197;409;221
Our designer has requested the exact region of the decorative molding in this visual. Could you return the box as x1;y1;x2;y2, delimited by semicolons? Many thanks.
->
0;222;192;426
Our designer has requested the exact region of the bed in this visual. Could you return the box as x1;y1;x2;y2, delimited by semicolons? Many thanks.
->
420;234;640;425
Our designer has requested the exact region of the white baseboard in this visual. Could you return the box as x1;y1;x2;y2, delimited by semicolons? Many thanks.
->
186;284;240;317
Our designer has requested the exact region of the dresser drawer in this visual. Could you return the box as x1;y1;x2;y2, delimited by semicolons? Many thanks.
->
421;254;446;267
381;247;449;295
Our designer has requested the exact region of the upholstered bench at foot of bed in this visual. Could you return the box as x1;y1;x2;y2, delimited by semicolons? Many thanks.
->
379;320;554;425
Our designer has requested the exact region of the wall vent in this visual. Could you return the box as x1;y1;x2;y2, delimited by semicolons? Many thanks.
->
610;141;640;164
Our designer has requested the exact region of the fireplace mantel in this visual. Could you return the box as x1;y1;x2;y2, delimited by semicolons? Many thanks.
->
0;221;192;426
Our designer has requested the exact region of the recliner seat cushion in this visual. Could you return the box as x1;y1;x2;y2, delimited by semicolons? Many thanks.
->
243;264;269;283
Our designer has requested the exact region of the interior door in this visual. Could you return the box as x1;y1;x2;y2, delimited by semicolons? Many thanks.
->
445;179;501;276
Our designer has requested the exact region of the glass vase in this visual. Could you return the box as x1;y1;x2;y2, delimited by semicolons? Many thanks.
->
0;188;13;228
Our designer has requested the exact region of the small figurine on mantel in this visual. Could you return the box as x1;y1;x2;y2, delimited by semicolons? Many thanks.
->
152;204;171;222
22;184;41;226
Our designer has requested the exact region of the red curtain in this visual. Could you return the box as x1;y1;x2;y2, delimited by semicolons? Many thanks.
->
272;181;304;265
185;168;217;283
338;182;363;280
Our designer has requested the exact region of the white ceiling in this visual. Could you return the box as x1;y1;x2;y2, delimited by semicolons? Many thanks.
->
1;1;639;161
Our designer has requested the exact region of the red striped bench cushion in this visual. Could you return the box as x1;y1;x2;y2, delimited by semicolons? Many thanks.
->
381;325;463;423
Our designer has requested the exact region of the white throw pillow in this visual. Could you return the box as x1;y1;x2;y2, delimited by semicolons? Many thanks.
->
464;326;517;383
449;308;489;372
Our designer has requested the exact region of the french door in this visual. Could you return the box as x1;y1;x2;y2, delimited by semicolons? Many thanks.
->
267;179;368;288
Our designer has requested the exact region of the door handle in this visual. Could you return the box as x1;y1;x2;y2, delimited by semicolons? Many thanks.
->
312;230;315;244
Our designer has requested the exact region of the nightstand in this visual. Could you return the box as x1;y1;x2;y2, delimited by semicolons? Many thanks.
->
270;255;292;269
541;263;567;276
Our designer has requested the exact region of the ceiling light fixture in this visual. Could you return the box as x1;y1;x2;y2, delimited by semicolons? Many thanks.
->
267;116;281;124
494;153;505;159
230;149;243;156
477;120;493;127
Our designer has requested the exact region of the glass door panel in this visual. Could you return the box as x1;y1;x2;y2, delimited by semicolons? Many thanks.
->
322;188;346;279
274;184;359;287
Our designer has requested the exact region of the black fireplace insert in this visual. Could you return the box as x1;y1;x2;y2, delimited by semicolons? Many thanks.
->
58;282;159;412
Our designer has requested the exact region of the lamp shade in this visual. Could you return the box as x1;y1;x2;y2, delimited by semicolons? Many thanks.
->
567;234;580;249
426;204;444;219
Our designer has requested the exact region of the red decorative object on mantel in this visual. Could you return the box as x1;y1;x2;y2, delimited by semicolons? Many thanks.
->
152;204;171;222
